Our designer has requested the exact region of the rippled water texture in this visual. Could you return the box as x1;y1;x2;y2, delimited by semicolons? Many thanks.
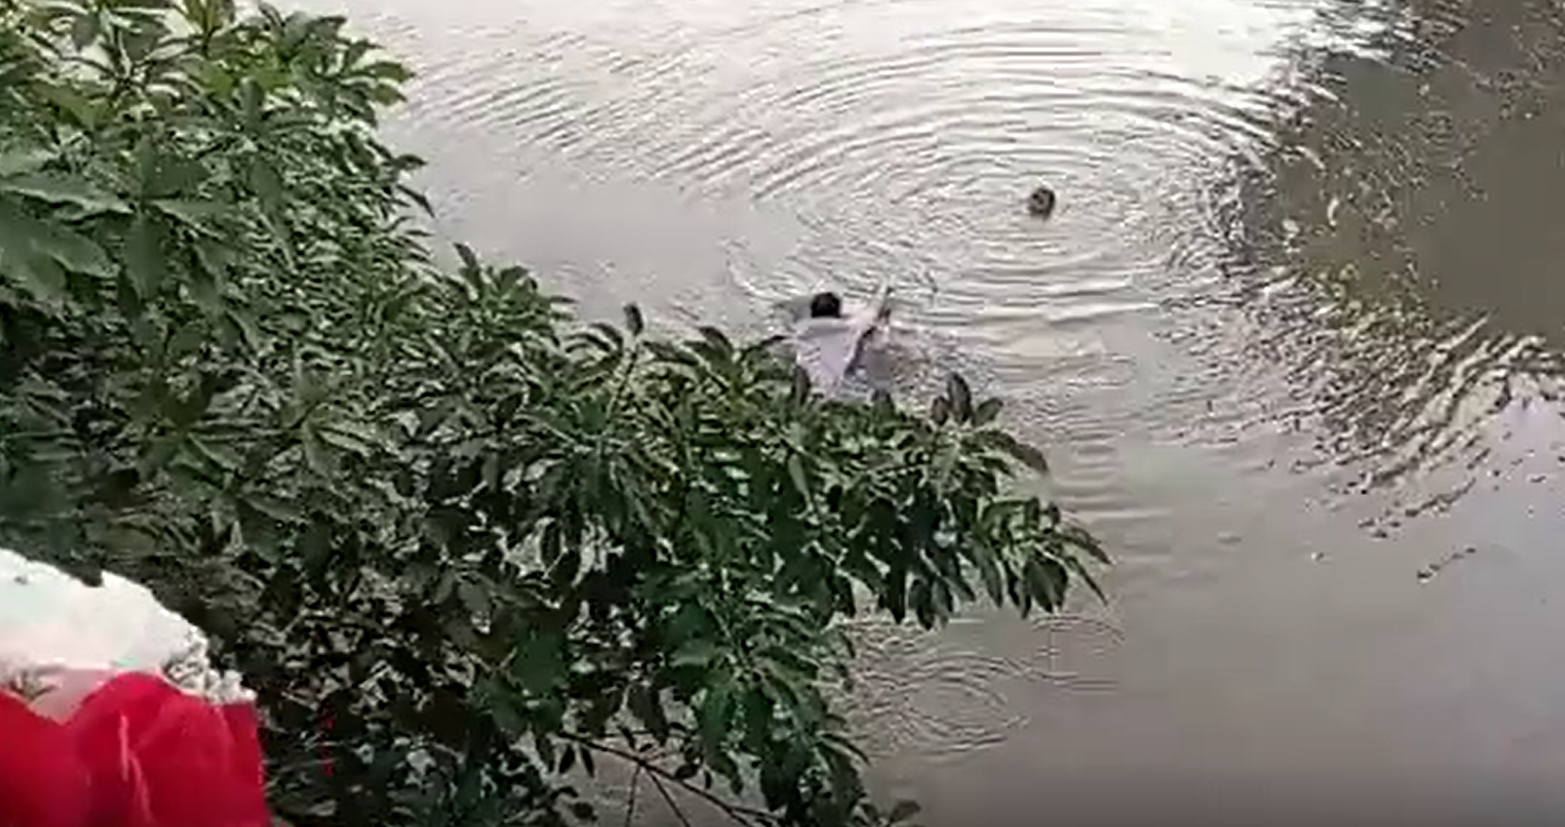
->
289;0;1565;820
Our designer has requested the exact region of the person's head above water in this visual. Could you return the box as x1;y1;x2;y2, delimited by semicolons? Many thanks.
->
1027;184;1056;218
808;291;844;319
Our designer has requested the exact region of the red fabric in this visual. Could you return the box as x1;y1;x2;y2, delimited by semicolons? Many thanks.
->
0;673;270;827
0;692;91;827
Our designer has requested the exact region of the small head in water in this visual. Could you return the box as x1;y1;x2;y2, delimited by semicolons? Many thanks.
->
809;291;844;319
1027;185;1056;218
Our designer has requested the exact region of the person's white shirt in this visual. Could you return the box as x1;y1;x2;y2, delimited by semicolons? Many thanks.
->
789;287;893;396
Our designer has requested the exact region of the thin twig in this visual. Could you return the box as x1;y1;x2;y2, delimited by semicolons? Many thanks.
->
560;732;776;827
623;764;642;827
647;769;694;827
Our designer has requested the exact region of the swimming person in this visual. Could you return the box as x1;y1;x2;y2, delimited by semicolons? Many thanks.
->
1027;184;1056;218
789;285;894;396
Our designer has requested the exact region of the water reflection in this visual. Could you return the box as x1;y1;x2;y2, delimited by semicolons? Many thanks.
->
1200;0;1565;533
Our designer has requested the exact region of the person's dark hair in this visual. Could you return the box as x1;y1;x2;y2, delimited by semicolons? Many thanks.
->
808;291;843;319
1027;184;1056;218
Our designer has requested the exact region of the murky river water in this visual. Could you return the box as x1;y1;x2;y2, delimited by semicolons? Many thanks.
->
289;0;1565;821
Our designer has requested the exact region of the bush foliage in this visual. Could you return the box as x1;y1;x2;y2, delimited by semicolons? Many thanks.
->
0;0;1107;825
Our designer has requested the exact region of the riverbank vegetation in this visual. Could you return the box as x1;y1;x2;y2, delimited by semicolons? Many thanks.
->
0;0;1106;824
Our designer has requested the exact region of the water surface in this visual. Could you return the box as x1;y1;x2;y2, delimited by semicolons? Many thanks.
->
287;0;1565;820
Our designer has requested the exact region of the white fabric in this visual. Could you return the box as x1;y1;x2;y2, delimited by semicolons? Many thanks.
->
792;316;872;395
789;286;893;396
0;547;250;702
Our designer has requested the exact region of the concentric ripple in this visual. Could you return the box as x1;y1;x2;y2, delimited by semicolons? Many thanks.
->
622;14;1288;325
357;0;1311;346
845;612;1123;761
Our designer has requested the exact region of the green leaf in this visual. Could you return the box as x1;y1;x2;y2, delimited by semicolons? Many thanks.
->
123;214;165;298
627;685;670;741
119;18;167;62
910;576;935;628
697;682;734;758
622;302;644;337
512;632;565;694
790;365;812;405
38;225;112;276
0;243;66;307
186;434;242;473
70;12;100;48
1024;557;1067;610
1064;554;1108;605
1062;522;1110;564
432;569;457;604
454;242;479;273
888;800;922;823
364;82;405;106
929;396;950;425
248;160;283;214
985;430;1050;475
148;156;210;199
883;563;908;622
399;184;433;216
970;541;1004;605
695;325;733;358
358;59;413;82
151;199;228;228
239;78;265;129
41;86;97;130
533;732;557;772
301;426;333;476
475;677;527;736
0;173;129;215
317;425;372;457
946;373;973;422
0;149;55;178
671;639;720;669
787;454;809;500
246;494;305;524
457;579;491;617
973;397;1003;426
0;200;112;279
223;307;261;352
191;236;233;277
